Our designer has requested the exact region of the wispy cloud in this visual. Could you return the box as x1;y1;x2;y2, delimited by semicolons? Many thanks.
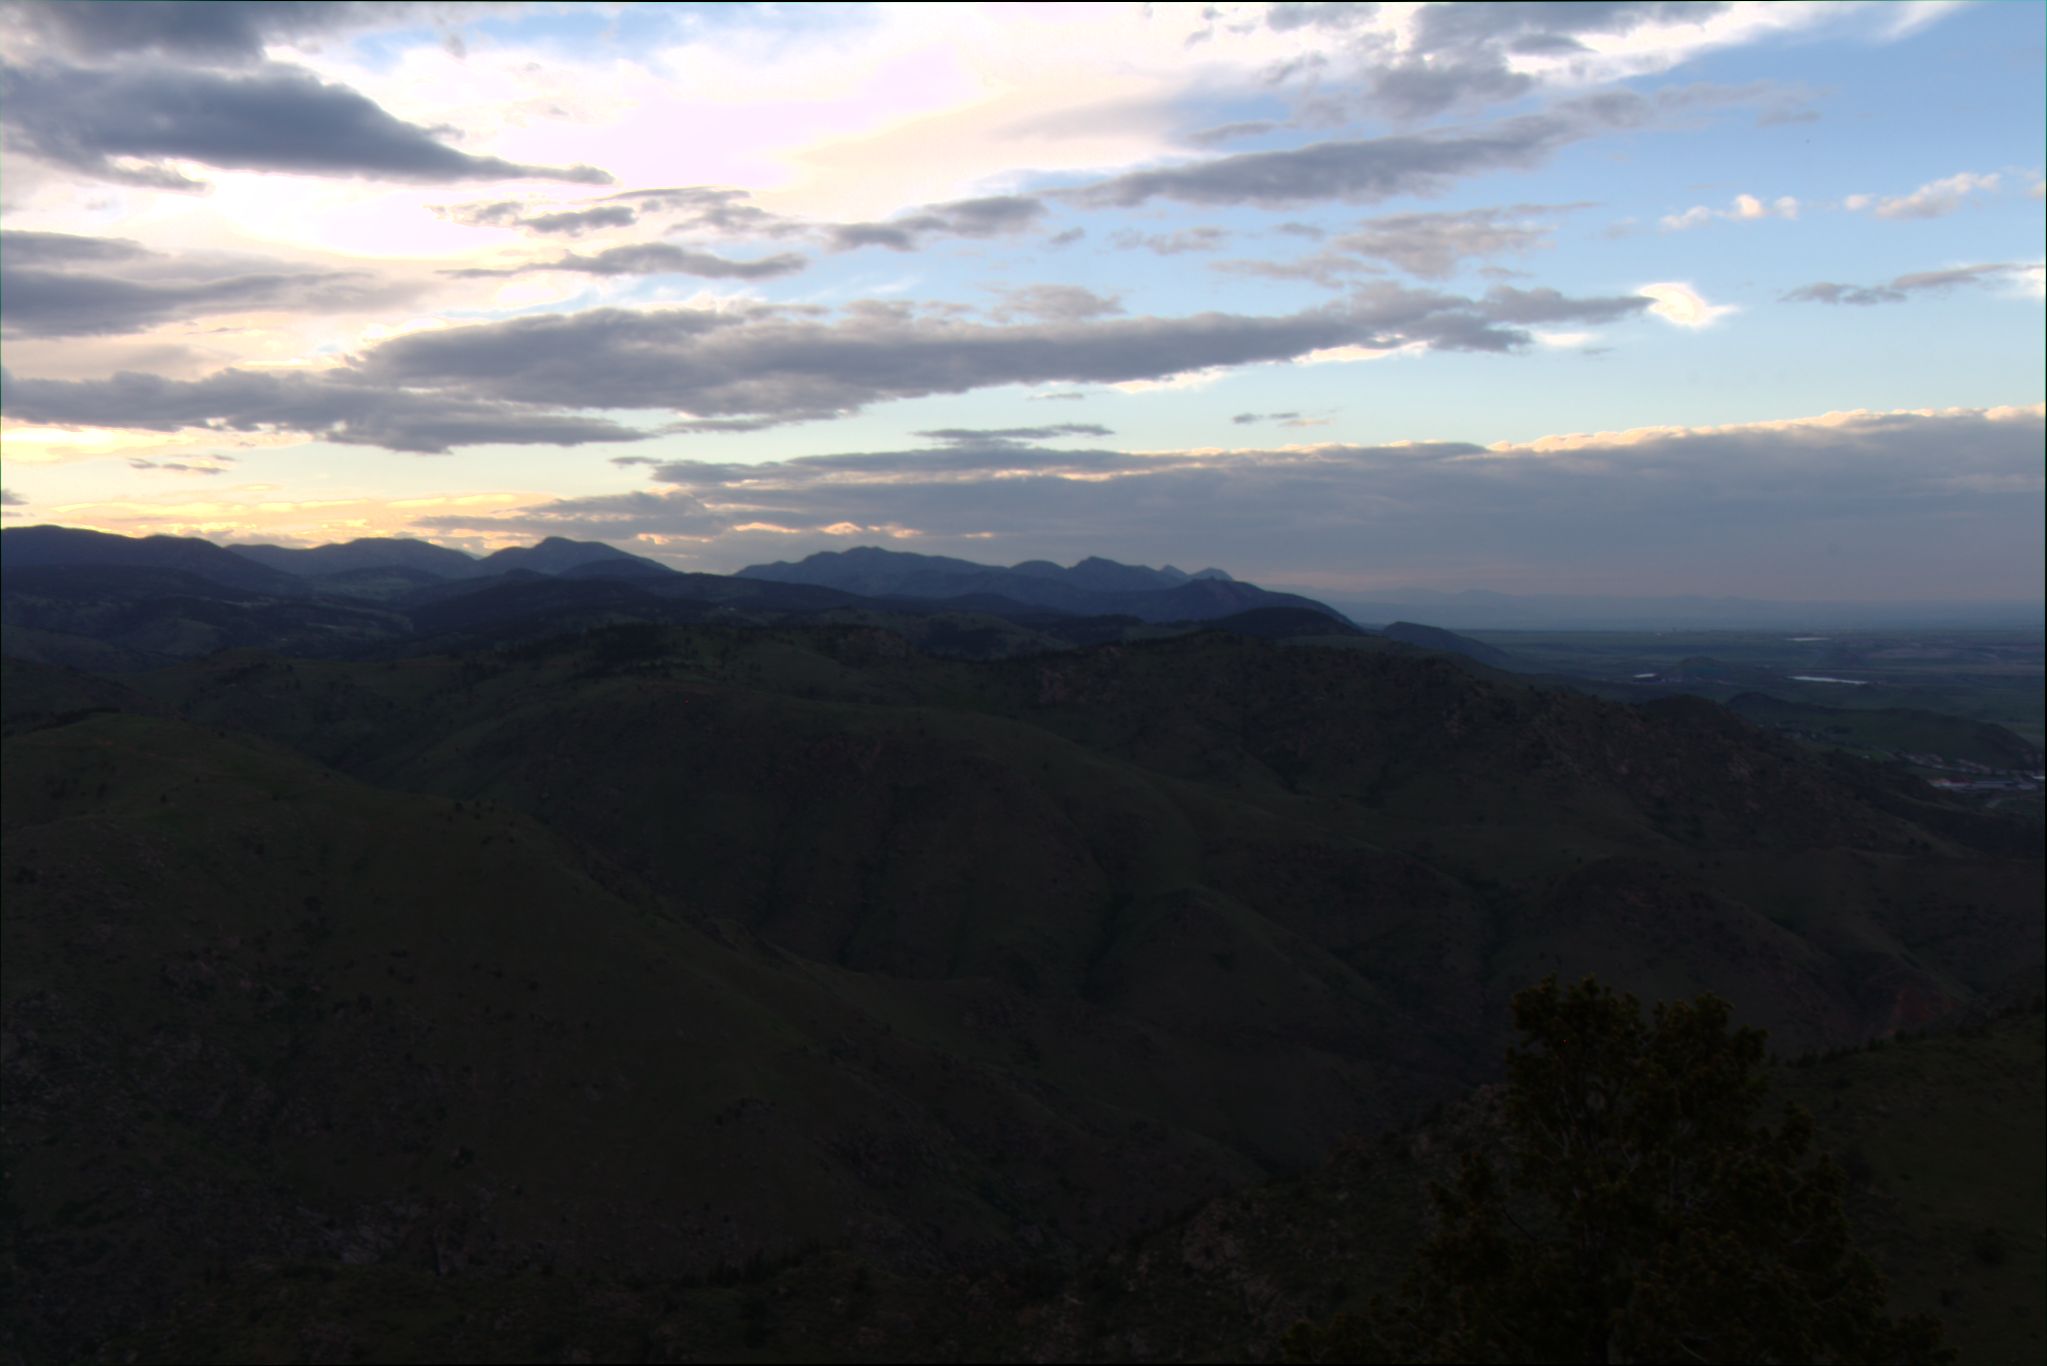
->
1661;192;1798;230
1784;262;2039;305
1844;171;2000;220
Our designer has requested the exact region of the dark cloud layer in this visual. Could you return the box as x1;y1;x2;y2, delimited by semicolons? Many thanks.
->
0;229;153;265
521;205;641;236
0;367;646;455
348;304;1373;423
0;264;381;338
1257;1;1733;121
1219;205;1575;285
991;285;1125;321
915;424;1114;445
435;187;794;239
444;243;809;281
348;285;1646;428
1332;204;1573;277
3;284;1654;446
1112;227;1232;255
828;195;1047;251
1070;99;1645;209
0;231;417;338
0;61;610;187
1783;263;2031;306
6;0;409;62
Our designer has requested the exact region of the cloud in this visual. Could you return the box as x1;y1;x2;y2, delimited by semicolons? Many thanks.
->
1111;227;1232;255
0;229;153;265
990;284;1125;322
1477;286;1645;325
1231;411;1325;427
443;243;809;281
127;457;229;476
346;287;1651;427
0;60;611;187
517;206;642;236
1845;171;2000;220
3;284;1655;447
827;195;1047;251
1661;192;1798;229
1255;1;1767;122
434;187;797;239
1263;4;1381;35
915;424;1114;445
1184;119;1284;147
0;488;24;507
1068;98;1647;210
1237;204;1574;281
343;303;1391;424
451;188;1038;255
406;404;2045;600
0;233;414;338
1783;262;2033;306
4;0;416;62
0;367;648;455
1636;281;1737;328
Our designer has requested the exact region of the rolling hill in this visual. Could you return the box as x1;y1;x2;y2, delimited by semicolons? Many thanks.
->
3;531;2041;1361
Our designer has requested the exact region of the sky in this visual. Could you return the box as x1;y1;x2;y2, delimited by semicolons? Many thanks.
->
1;0;2041;602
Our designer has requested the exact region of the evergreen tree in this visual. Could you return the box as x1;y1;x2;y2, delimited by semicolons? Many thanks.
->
1286;977;1951;1364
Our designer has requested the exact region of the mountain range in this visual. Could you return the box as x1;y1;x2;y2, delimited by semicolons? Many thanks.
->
5;526;1337;611
2;524;2040;1361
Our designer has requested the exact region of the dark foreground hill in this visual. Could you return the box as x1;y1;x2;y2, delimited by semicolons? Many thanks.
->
54;1011;2047;1364
3;616;2041;1361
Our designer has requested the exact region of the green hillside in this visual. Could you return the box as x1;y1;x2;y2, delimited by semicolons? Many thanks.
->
4;623;2041;1362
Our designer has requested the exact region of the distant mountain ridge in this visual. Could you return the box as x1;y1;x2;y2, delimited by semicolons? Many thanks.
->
229;536;487;579
5;529;1346;627
735;545;1332;624
2;524;311;597
1;526;1378;667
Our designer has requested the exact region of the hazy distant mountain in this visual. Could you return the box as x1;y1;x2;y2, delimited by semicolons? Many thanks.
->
740;545;1333;623
2;524;309;597
227;534;674;582
477;535;673;577
229;536;484;580
1321;587;2047;631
